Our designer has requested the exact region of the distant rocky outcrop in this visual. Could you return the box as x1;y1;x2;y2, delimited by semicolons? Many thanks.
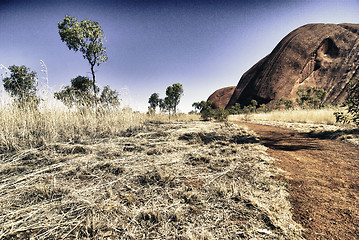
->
207;86;236;109
212;24;359;109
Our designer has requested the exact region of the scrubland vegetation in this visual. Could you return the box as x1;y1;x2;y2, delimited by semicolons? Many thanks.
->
0;101;303;239
1;13;358;239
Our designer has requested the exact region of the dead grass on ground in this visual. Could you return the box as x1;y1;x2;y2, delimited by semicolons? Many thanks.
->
229;108;338;125
0;120;303;239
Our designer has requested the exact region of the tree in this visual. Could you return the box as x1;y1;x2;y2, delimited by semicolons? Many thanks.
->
58;15;107;97
335;77;359;126
148;93;160;113
3;65;40;108
163;83;183;114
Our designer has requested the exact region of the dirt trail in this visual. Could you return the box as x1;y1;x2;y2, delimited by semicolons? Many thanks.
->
235;122;359;240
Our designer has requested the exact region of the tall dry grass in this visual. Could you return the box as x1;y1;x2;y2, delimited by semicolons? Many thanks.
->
229;107;341;125
0;104;144;153
0;97;200;153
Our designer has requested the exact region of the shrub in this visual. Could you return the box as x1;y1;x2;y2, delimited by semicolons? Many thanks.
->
55;76;120;108
296;88;327;108
192;101;214;121
213;108;229;122
276;97;293;109
335;76;359;126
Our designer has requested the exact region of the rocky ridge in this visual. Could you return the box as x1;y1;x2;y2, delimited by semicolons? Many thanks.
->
209;24;359;109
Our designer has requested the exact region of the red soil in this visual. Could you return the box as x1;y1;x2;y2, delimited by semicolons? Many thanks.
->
236;122;359;239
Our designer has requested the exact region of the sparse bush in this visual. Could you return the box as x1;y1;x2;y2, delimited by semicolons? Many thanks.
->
55;75;97;107
258;103;268;112
192;100;214;121
276;97;293;109
228;103;241;114
99;85;120;108
335;76;359;126
296;87;327;108
213;108;229;122
55;76;120;108
250;99;258;109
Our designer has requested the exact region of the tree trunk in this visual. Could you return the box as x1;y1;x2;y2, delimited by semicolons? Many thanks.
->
90;64;98;108
91;64;96;97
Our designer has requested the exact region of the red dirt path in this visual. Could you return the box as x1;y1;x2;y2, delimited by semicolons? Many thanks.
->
235;122;359;240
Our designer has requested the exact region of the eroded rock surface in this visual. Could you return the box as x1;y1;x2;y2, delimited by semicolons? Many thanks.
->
207;86;236;109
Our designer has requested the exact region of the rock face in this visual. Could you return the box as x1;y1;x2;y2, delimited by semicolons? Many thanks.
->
222;23;359;109
207;86;236;109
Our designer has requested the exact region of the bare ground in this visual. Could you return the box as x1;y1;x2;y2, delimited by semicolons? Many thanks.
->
236;122;359;240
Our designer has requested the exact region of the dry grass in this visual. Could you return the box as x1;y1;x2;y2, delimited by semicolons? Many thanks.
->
0;103;200;153
0;106;303;239
229;108;339;125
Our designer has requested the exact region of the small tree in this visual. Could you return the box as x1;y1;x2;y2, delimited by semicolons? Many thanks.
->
3;65;40;108
164;83;183;114
148;93;160;113
58;15;107;97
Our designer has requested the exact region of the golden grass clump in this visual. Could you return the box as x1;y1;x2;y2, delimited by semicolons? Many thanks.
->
229;108;339;125
0;103;146;153
0;111;304;239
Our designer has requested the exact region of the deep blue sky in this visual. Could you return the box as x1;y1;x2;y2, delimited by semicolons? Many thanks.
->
1;0;359;112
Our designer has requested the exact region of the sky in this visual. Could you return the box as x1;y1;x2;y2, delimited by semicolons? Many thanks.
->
1;0;359;112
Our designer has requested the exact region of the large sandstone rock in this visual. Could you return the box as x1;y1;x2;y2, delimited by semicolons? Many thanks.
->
224;23;359;109
207;86;236;109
